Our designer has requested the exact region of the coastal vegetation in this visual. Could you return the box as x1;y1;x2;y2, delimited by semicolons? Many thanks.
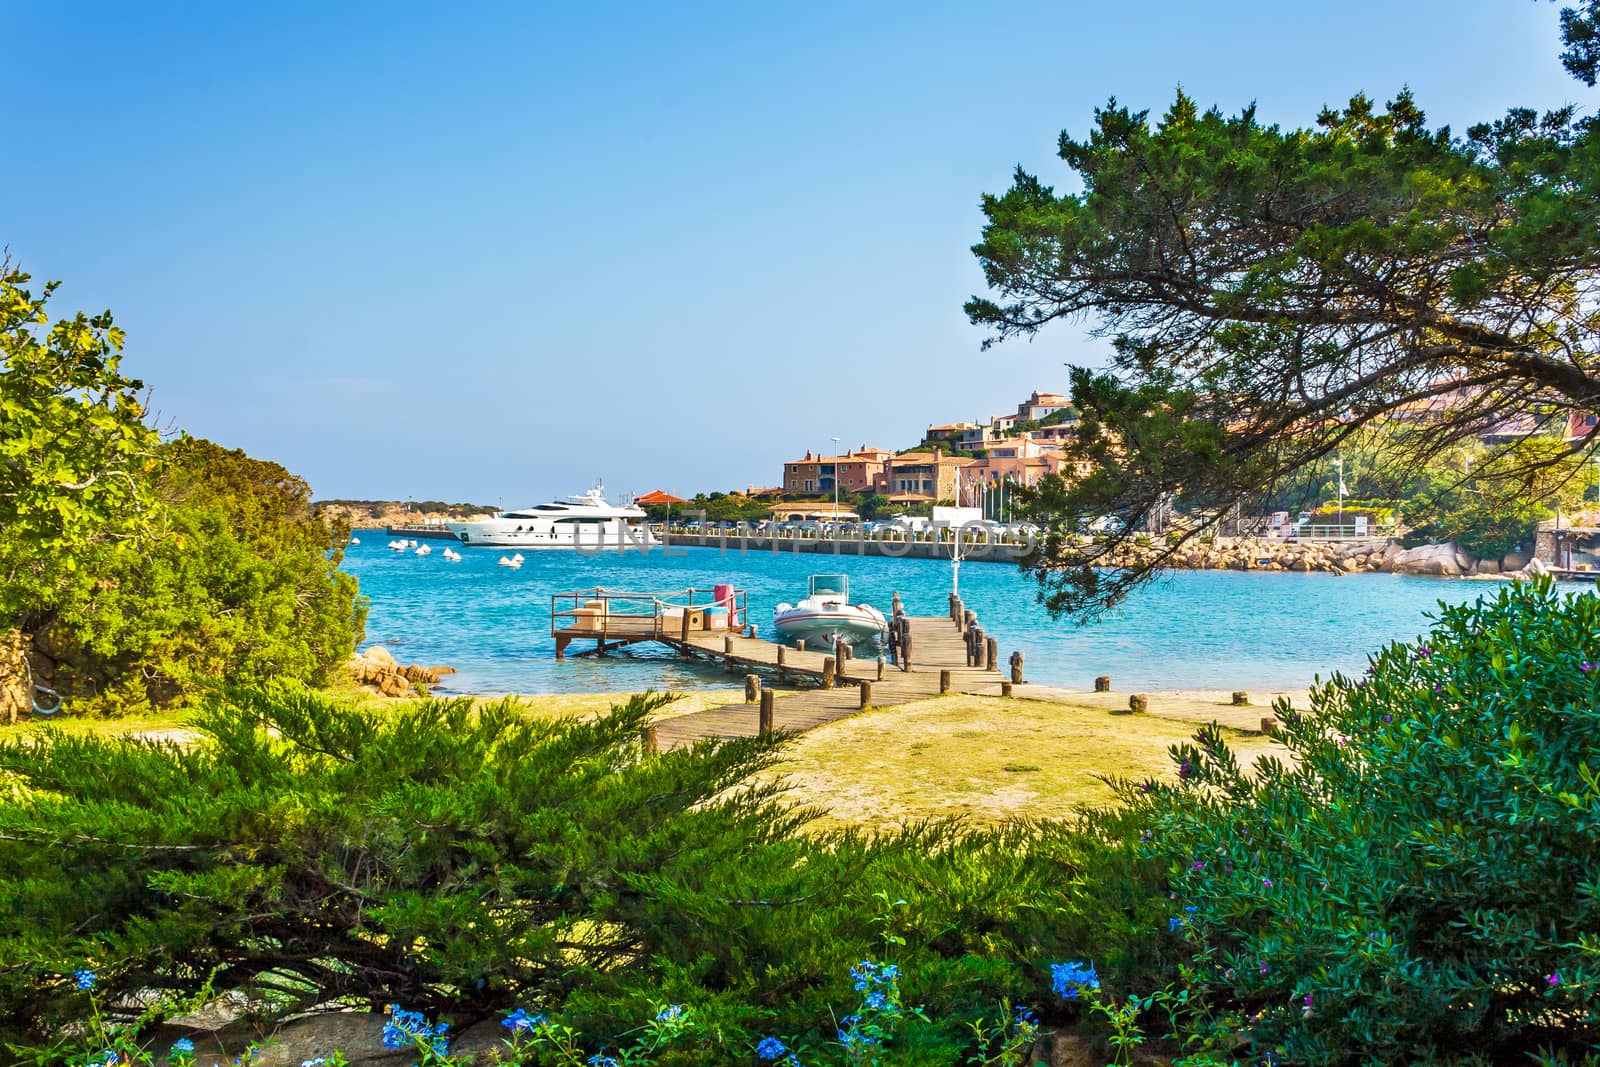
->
0;269;365;718
12;584;1600;1063
968;2;1600;619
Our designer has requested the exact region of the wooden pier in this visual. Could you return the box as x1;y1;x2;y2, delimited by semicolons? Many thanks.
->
552;587;1021;749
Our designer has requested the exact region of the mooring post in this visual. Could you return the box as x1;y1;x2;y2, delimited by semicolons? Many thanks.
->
1094;675;1110;692
797;638;807;653
724;635;735;673
835;638;848;674
901;631;913;670
859;680;873;709
1000;681;1013;698
1009;651;1024;685
962;609;975;634
939;668;952;695
876;654;885;681
1261;716;1278;737
759;687;775;735
985;636;998;672
642;724;659;754
1232;691;1249;706
744;673;760;703
1129;693;1148;713
777;644;789;683
822;656;836;689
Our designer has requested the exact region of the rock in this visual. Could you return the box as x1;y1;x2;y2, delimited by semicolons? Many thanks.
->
1391;542;1465;576
1503;549;1532;571
362;645;397;667
1474;559;1501;575
1288;559;1310;572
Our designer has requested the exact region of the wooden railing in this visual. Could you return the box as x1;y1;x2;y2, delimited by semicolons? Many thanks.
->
551;587;750;642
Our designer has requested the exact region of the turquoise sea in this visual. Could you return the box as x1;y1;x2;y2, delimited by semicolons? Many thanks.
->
342;533;1577;695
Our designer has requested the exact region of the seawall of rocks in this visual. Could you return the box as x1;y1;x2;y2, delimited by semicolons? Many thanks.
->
1128;537;1545;579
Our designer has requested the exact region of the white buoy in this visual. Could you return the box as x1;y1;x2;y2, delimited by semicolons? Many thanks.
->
407;539;419;548
498;555;513;567
350;536;360;545
510;552;524;563
415;544;432;556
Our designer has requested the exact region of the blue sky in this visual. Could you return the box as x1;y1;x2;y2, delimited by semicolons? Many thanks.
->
5;1;1586;504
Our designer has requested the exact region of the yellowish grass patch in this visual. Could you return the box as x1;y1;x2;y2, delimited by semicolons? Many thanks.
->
764;694;1282;832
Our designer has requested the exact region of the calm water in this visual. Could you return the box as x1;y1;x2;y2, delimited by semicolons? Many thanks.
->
342;533;1576;695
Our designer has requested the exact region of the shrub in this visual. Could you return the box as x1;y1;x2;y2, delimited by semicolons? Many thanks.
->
1128;579;1600;1063
0;684;1172;1063
0;685;801;1041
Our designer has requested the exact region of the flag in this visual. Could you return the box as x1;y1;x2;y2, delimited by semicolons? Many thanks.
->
1338;479;1348;495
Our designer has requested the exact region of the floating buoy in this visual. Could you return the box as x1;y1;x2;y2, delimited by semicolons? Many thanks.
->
510;552;524;563
415;544;432;556
350;536;361;545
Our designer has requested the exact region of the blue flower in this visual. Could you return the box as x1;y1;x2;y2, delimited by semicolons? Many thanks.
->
1184;905;1198;914
382;1006;449;1055
755;1036;789;1060
1168;916;1184;932
587;1053;620;1067
1051;960;1100;1001
654;1003;685;1023
501;1007;544;1034
75;969;97;990
171;1039;196;1055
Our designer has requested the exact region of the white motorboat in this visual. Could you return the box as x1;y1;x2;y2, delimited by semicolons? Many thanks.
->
773;574;888;650
447;485;656;550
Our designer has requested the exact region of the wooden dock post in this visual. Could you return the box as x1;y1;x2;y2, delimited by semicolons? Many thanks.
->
835;638;848;675
985;636;998;672
1094;675;1110;692
876;655;885;681
900;631;913;670
1129;693;1148;714
822;656;836;689
796;639;807;653
642;724;659;754
1009;651;1024;685
777;645;789;682
859;680;872;709
1232;691;1249;706
724;635;736;673
1000;681;1013;698
939;668;952;695
962;608;975;632
745;673;760;703
759;688;775;735
1261;716;1278;737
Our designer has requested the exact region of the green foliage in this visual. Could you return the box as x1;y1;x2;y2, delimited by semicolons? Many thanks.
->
1127;580;1600;1064
28;438;364;711
0;266;161;625
1;684;1176;1063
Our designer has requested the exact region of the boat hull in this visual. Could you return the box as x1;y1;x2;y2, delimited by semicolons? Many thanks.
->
773;609;888;650
447;522;657;550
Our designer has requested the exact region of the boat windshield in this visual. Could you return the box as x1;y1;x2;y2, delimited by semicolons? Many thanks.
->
809;574;850;598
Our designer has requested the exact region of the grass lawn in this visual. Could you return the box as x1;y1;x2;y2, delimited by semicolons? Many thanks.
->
764;694;1283;832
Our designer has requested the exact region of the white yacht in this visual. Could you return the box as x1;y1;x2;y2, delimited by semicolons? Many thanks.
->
447;486;657;550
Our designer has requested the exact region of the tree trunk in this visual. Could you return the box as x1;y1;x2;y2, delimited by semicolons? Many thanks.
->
0;629;29;725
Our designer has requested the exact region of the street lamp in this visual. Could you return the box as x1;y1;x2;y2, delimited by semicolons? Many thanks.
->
831;435;841;543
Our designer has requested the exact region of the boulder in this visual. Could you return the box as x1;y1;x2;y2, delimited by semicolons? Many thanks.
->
1503;549;1532;571
1473;559;1501;575
1391;542;1465;577
362;644;397;667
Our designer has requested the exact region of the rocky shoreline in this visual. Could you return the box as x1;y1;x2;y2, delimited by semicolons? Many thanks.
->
1134;537;1549;579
